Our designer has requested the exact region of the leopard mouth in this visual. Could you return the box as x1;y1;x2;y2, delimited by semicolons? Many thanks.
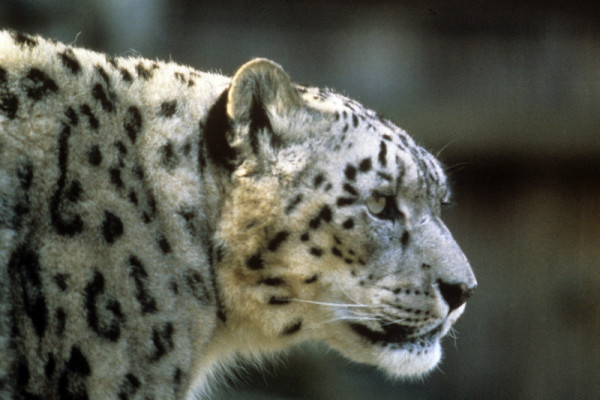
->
349;322;443;349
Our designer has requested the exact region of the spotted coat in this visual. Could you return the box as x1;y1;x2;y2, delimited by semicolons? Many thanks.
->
0;30;476;400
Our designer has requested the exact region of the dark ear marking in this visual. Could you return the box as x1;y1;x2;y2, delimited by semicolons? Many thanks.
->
204;89;235;171
248;94;274;154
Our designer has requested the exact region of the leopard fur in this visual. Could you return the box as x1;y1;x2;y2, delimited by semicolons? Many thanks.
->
0;30;476;399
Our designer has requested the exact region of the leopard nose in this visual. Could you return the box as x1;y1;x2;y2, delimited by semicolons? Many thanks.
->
436;279;476;312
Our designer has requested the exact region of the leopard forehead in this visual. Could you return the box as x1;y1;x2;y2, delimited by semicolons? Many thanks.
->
295;86;449;206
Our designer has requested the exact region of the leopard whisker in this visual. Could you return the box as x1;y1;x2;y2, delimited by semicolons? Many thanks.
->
290;299;372;308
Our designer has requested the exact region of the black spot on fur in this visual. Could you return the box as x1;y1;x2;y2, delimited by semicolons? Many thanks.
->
54;274;69;291
66;346;91;376
342;218;354;229
304;274;318;284
182;141;192;158
115;141;127;162
88;145;102;166
8;246;47;337
378;141;388;167
136;62;154;80
64;107;79;125
106;56;118;69
282;320;302;335
359;157;372;172
377;171;393;181
85;271;125;341
109;168;123;188
124;106;142;143
401;231;410;249
16;160;33;190
343;183;358;196
383;134;393;141
60;49;81;74
331;247;343;258
268;231;290;251
92;83;114;112
0;67;19;119
336;197;356;207
285;194;303;214
174;72;186;84
173;368;183;385
150;322;175;361
120;68;133;82
344;164;357;181
177;207;197;235
158;235;171;253
12;32;37;47
80;104;99;130
313;174;325;189
45;353;56;379
65;180;82;202
309;247;323;257
96;66;111;85
309;205;333;230
215;245;225;263
300;233;309;242
133;165;144;180
159;100;177;117
129;256;158;314
260;277;285;286
160;141;179;169
118;373;141;400
352;113;359;127
50;125;84;236
23;68;58;101
247;254;264;270
204;89;235;171
56;308;66;335
58;346;91;400
269;296;291;305
15;360;31;390
185;269;211;303
102;211;123;243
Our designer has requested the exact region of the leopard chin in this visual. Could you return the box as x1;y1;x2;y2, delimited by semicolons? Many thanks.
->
332;305;466;378
376;341;442;378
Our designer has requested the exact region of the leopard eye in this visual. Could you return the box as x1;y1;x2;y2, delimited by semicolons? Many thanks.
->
366;195;387;215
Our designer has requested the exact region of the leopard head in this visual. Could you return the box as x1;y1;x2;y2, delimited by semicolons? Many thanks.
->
205;58;476;378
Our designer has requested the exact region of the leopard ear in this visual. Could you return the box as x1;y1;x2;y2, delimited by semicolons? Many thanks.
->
204;58;305;172
226;58;303;153
228;58;302;125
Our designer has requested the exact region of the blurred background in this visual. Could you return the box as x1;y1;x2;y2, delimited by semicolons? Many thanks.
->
2;1;598;399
